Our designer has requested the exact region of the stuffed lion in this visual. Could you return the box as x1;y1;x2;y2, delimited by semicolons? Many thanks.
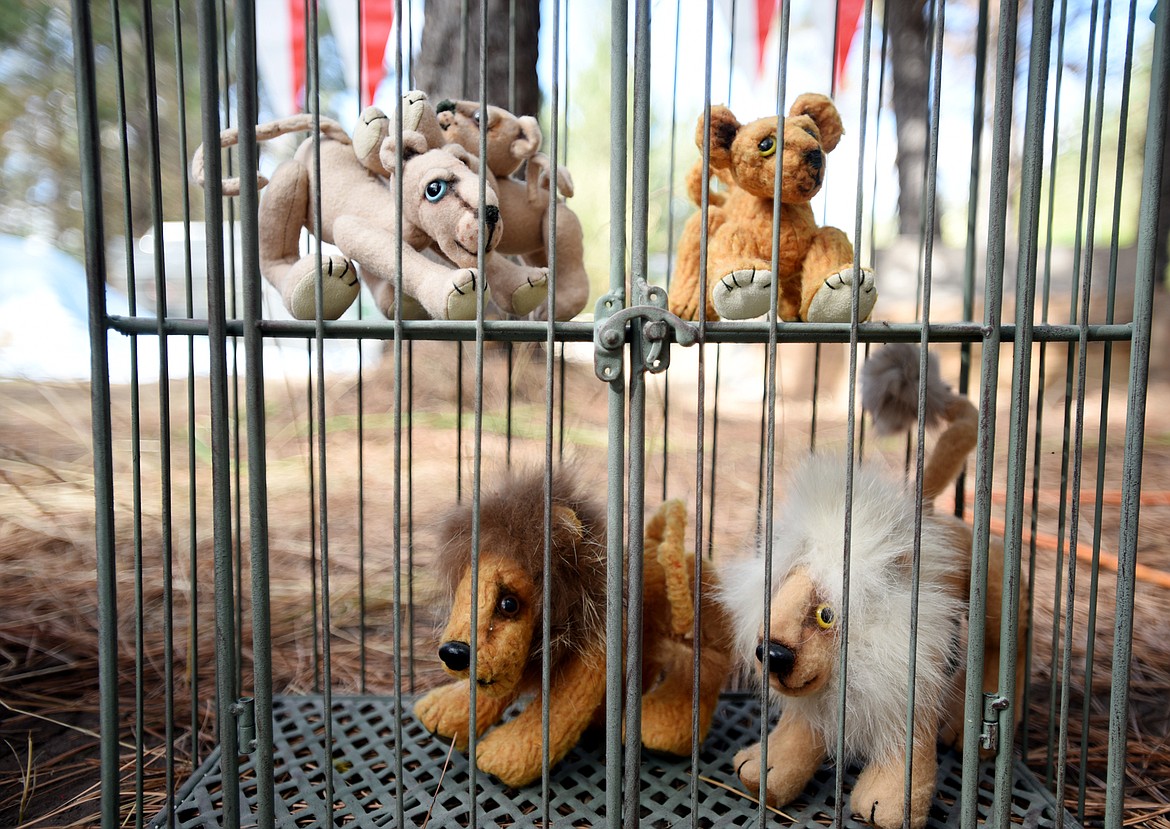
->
414;467;733;788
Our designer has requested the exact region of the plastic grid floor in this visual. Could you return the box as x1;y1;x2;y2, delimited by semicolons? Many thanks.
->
153;694;1074;828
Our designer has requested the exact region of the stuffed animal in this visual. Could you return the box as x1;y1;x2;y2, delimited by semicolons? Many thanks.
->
718;343;1024;829
189;90;549;321
667;93;877;323
414;467;732;788
433;99;591;320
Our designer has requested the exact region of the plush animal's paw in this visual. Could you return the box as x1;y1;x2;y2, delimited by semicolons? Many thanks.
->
287;255;360;320
805;266;877;323
711;269;772;320
413;683;473;750
733;743;765;795
353;106;390;166
509;269;549;317
733;741;812;808
379;290;429;320
640;695;693;756
447;269;488;321
851;762;925;829
534;165;574;198
476;725;541;788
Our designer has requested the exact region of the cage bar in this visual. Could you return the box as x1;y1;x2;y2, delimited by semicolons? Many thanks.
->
49;1;1169;828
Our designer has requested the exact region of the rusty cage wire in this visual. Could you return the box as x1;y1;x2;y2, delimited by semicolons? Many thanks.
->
62;0;1169;826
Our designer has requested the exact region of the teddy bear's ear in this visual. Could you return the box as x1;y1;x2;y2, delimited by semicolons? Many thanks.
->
789;93;844;152
378;129;429;172
695;105;741;170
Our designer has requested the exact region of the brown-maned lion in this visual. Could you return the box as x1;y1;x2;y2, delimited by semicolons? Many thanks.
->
414;467;732;788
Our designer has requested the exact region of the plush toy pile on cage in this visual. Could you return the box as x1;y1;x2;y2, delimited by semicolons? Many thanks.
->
51;0;1170;828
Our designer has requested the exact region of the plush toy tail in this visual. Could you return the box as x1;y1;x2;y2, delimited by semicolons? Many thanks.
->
189;114;351;196
861;343;979;503
644;499;693;636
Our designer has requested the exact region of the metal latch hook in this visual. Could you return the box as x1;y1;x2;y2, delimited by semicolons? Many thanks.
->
593;305;697;382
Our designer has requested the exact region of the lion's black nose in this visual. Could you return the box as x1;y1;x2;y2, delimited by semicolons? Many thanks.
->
439;641;471;671
484;204;500;227
756;641;796;680
805;148;823;171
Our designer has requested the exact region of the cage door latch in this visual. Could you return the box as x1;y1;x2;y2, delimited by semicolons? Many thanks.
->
593;285;696;382
232;696;257;754
979;693;1010;752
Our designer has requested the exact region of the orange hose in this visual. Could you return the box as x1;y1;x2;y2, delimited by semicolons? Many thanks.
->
973;515;1170;591
981;489;1170;508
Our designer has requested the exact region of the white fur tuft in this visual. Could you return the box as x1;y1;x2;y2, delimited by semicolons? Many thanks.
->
718;453;968;763
861;343;954;436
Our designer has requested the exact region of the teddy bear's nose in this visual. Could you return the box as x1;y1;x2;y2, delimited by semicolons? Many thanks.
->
439;641;472;671
484;204;500;227
805;148;823;171
756;641;796;680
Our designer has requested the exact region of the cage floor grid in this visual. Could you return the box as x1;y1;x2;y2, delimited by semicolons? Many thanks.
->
154;694;1073;828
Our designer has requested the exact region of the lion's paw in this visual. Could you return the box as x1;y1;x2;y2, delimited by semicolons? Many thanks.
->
733;743;764;795
447;269;488;321
476;727;541;789
850;762;925;829
734;741;812;808
711;269;772;320
509;269;549;317
805;266;877;323
413;684;472;750
287;255;360;320
641;696;693;756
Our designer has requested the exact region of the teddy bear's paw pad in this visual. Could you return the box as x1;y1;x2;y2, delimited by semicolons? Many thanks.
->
510;269;549;317
288;256;360;320
712;269;773;320
353;107;390;161
447;269;487;320
806;266;877;323
395;293;429;320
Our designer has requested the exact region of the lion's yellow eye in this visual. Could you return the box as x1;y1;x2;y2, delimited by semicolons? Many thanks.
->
815;604;835;629
758;136;776;157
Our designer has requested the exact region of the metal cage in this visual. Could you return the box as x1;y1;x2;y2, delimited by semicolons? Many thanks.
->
64;0;1169;826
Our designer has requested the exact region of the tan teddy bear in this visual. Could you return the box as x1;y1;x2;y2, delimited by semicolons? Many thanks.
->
667;93;877;322
433;99;591;320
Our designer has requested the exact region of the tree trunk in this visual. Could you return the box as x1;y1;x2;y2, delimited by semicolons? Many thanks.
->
413;0;541;118
1157;102;1170;287
886;0;932;238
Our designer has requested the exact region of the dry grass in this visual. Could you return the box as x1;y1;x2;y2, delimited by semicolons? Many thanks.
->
2;332;1169;827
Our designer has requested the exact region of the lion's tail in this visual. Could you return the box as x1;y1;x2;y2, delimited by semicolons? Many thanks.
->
189;114;352;196
645;499;694;636
861;342;978;503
